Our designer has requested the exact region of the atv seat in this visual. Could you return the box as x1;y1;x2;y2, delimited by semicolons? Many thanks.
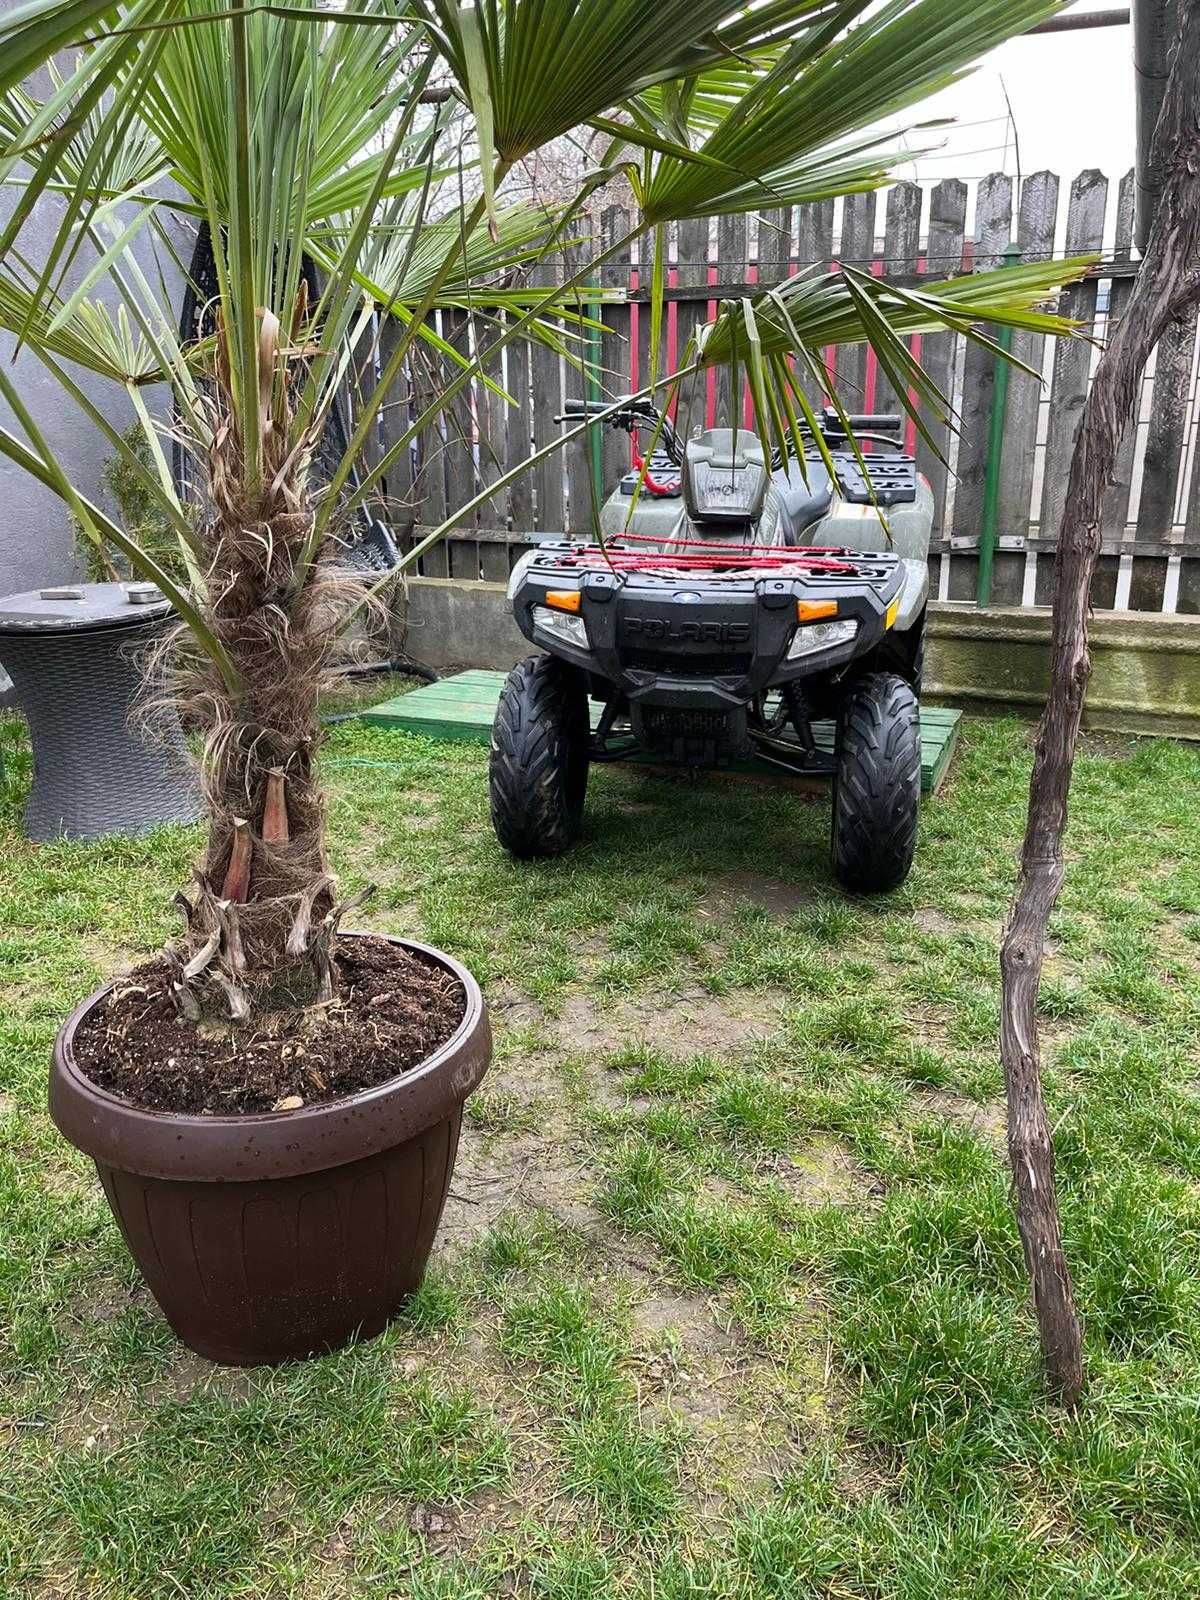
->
772;459;833;545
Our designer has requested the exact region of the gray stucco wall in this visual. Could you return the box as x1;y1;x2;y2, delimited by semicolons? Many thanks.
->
0;306;122;595
0;7;184;599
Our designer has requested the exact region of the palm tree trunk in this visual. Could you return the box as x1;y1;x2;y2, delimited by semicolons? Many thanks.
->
172;329;351;1021
999;0;1200;1410
177;499;340;1020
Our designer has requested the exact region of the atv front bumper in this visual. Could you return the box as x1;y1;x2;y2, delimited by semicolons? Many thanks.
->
509;541;905;713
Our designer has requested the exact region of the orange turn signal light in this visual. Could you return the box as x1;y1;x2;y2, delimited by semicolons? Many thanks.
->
546;589;582;613
796;599;838;623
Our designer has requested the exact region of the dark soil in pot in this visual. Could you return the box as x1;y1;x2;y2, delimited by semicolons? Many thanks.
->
72;935;465;1113
50;934;490;1367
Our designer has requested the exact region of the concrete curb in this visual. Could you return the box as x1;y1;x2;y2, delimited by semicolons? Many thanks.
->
926;603;1200;740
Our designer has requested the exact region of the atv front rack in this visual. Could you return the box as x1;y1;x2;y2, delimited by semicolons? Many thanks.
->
532;533;891;581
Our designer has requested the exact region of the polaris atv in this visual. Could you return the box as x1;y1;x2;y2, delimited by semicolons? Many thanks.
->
489;399;930;892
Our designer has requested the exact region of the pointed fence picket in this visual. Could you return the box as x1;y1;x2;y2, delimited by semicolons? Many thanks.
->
914;178;966;545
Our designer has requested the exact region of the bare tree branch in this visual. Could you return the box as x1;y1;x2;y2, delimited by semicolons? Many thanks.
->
999;0;1200;1411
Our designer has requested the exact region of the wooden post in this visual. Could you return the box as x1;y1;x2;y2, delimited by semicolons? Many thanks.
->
1036;170;1108;546
835;191;877;408
1000;0;1200;1411
713;212;747;428
997;172;1060;553
916;178;966;543
873;182;922;419
952;173;1013;550
1103;171;1140;544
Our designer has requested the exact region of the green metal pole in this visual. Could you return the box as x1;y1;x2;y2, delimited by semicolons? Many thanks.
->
584;281;603;507
976;241;1022;608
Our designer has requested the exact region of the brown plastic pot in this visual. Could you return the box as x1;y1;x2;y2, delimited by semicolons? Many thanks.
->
49;935;490;1366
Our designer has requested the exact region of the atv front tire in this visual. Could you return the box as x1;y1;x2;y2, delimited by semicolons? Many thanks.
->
489;654;590;858
831;672;921;893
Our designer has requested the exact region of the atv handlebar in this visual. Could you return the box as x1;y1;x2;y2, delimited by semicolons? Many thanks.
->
555;400;903;437
550;400;906;474
817;409;903;437
557;399;611;418
555;396;683;466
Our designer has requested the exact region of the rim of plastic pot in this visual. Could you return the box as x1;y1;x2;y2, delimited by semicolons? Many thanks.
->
49;934;490;1183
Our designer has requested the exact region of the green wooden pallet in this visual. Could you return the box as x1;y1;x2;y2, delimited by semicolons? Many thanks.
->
360;669;961;794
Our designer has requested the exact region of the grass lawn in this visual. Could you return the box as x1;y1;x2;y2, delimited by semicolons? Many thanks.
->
3;693;1200;1598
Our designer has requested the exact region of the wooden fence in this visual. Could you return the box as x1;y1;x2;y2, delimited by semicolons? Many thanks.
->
355;167;1200;617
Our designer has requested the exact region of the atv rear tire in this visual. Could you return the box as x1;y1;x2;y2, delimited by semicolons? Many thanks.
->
490;654;590;858
831;672;920;893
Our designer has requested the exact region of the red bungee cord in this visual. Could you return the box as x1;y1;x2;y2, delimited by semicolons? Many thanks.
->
612;530;856;558
587;430;872;576
560;550;858;577
557;530;860;578
629;438;681;497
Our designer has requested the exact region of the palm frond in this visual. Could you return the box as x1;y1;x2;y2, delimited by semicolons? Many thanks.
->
0;256;162;382
0;73;168;198
697;254;1096;468
310;202;568;307
409;0;843;166
700;258;1098;363
0;0;164;95
625;0;1062;223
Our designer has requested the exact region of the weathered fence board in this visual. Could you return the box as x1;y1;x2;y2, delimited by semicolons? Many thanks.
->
834;190;876;407
796;199;834;273
441;309;474;521
529;260;565;533
794;199;834;406
757;206;792;290
1038;169;1108;539
369;314;414;539
675;215;712;431
478;332;507;525
599;205;633;489
504;316;533;533
712;213;746;427
997;171;1059;548
1136;300;1197;541
414;349;448;538
1101;171;1138;540
950;172;1013;559
915;178;966;542
562;240;594;534
873;182;922;423
675;217;711;351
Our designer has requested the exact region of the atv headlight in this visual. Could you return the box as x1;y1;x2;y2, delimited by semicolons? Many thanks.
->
533;604;589;650
786;617;858;660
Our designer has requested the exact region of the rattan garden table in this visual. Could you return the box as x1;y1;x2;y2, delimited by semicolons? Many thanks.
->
0;581;200;841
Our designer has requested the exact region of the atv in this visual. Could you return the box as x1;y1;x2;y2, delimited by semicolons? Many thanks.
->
489;399;931;892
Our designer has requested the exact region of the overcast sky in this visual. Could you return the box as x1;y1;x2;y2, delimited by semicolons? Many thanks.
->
884;6;1136;241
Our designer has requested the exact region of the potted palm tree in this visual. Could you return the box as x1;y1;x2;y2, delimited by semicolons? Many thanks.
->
0;0;1087;1365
